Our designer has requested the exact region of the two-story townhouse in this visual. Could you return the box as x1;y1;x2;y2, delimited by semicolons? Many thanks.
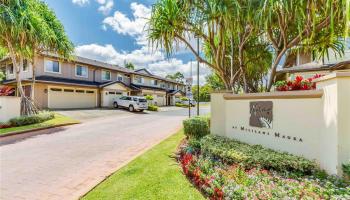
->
129;69;185;106
276;45;350;80
0;53;186;109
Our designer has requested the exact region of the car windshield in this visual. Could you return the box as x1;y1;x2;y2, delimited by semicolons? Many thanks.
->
138;99;147;103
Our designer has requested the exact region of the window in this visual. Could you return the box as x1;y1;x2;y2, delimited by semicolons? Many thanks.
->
45;59;60;73
23;60;28;72
126;97;132;100
152;80;158;86
86;90;95;94
7;64;14;75
50;88;62;92
76;65;88;78
117;75;123;81
109;92;116;95
102;70;111;81
64;89;74;92
76;90;85;93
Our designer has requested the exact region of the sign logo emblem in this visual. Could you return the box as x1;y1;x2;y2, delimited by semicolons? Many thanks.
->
249;101;273;128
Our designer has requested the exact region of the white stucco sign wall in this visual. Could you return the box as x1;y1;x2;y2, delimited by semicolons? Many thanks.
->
0;96;21;123
211;72;350;175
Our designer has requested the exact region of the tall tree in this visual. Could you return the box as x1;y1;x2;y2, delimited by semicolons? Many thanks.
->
148;0;271;92
261;0;349;91
166;72;184;83
0;0;73;115
125;62;135;70
148;0;235;89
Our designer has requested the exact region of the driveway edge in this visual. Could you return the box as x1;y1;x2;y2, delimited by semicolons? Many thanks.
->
0;122;80;138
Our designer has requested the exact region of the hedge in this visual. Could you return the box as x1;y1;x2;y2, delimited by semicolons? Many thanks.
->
200;135;318;175
9;111;55;127
147;105;158;111
183;116;210;139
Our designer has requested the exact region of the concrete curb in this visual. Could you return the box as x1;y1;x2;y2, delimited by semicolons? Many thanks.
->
0;122;80;138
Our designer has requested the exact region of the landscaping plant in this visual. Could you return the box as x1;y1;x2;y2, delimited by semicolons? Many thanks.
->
178;134;350;199
147;105;158;111
0;86;15;96
200;135;317;175
183;116;210;139
9;111;55;127
343;162;350;179
274;74;323;91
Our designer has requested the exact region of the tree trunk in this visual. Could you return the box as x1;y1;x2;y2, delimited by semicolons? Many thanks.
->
266;49;287;92
238;46;248;93
31;55;36;100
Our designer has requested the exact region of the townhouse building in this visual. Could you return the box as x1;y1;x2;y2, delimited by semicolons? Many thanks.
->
0;53;185;109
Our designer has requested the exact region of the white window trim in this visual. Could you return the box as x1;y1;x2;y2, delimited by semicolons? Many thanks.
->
75;64;89;78
44;59;61;74
117;74;123;81
101;70;111;81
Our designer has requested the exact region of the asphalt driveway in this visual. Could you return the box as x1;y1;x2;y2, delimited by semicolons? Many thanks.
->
0;106;209;200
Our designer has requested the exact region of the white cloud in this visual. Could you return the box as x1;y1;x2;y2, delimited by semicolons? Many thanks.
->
97;0;114;15
72;0;89;6
102;2;151;45
72;0;113;15
75;44;163;67
75;43;210;85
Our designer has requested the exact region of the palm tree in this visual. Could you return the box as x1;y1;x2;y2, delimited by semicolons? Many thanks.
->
0;0;73;115
261;0;349;91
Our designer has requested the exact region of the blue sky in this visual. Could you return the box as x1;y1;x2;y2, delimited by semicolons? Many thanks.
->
44;0;210;84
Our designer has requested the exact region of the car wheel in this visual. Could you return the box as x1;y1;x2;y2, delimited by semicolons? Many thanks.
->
113;102;119;108
129;105;134;112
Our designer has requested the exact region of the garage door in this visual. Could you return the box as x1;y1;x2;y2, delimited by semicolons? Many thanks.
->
48;87;97;109
155;95;165;106
102;91;124;107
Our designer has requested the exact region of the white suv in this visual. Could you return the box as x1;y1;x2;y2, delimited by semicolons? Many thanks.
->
113;96;148;112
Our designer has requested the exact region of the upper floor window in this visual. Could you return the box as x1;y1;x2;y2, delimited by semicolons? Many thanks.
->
75;65;88;78
151;79;158;86
7;64;14;75
102;70;111;81
135;76;144;84
45;59;60;73
23;60;28;72
117;75;123;81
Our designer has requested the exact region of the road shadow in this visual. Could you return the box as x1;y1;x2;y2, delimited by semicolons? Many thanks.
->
0;126;70;146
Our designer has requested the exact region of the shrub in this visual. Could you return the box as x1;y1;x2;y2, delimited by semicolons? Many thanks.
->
343;162;350;177
0;86;15;96
145;95;154;101
199;135;318;174
274;74;323;91
175;102;190;108
183;116;210;139
9;111;55;127
147;105;158;111
180;97;189;101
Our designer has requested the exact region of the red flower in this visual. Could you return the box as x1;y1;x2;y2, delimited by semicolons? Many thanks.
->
295;76;303;82
214;188;224;199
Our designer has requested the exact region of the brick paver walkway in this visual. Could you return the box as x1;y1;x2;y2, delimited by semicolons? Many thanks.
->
0;108;209;200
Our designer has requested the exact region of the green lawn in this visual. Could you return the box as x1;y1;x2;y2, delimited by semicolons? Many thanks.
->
0;114;79;135
82;130;204;200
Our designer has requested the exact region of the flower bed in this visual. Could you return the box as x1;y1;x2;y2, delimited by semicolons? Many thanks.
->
178;136;350;199
274;74;323;91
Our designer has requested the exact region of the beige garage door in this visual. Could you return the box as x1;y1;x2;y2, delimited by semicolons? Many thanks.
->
48;87;97;109
155;95;165;106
